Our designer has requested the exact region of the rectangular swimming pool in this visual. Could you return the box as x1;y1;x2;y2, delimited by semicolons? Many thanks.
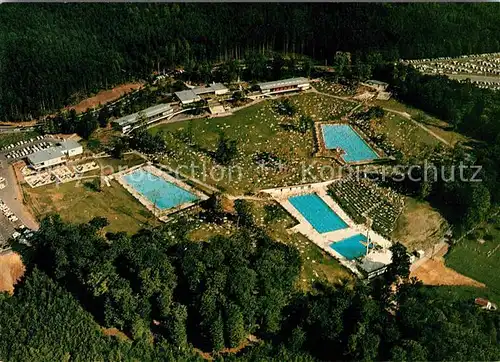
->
123;169;198;210
330;234;370;260
288;193;348;233
321;124;379;163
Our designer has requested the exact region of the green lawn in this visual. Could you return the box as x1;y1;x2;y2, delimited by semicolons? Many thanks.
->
373;112;441;158
446;213;500;299
0;130;40;148
313;79;356;97
373;98;467;147
248;200;353;290
23;179;158;234
151;94;353;194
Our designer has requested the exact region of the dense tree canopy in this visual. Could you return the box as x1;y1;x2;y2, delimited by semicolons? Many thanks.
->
2;215;498;361
2;3;500;120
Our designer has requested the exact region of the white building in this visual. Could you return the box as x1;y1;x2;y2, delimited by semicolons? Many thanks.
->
257;77;310;96
27;140;83;170
112;103;173;133
175;83;229;105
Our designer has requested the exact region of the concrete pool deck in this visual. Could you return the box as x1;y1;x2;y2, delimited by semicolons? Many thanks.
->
114;163;208;220
262;181;392;278
313;121;386;166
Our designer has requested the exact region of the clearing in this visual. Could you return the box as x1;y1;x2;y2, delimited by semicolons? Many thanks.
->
151;93;354;194
0;252;25;295
372;112;441;158
445;213;500;297
22;178;159;234
65;82;144;113
372;98;467;147
392;198;448;251
411;244;484;288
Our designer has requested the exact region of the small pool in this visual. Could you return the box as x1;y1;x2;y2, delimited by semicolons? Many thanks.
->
123;169;198;210
330;234;370;260
321;124;379;163
288;193;348;233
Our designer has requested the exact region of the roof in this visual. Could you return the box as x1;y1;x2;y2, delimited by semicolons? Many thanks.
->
209;83;228;92
366;80;388;86
257;77;309;91
357;249;393;274
175;90;202;103
113;103;172;127
28;147;65;165
475;298;489;306
58;139;81;152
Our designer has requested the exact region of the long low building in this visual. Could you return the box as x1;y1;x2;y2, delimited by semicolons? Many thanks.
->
112;103;173;133
257;77;310;95
27;140;83;170
175;83;229;105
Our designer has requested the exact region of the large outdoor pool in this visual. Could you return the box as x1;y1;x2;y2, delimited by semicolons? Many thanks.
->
288;193;348;233
330;233;370;260
321;124;379;163
123;169;198;210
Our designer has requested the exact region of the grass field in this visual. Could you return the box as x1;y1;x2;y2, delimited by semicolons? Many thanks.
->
446;213;500;299
23;179;158;234
0;131;41;149
151;94;354;194
372;98;467;147
372;112;441;158
392;198;448;251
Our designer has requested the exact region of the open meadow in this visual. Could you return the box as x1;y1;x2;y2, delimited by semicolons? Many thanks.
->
445;213;500;301
151;93;356;194
22;178;159;234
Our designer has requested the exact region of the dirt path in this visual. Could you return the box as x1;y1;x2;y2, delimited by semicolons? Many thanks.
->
0;251;25;294
411;244;485;287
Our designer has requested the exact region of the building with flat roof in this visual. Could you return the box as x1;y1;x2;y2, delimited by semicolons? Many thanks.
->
27;140;83;170
112;103;173;133
175;83;229;105
174;90;202;105
257;77;310;96
364;80;389;92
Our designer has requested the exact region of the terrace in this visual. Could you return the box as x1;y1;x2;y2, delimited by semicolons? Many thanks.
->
328;176;405;237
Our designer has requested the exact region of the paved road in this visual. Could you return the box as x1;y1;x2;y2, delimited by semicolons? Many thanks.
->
0;162;39;231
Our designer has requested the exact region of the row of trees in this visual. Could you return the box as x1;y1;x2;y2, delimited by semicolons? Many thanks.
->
6;213;500;360
3;4;500;120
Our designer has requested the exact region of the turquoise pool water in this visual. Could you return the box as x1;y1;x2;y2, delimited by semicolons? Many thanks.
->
288;193;347;233
123;169;198;210
321;124;379;163
330;234;370;260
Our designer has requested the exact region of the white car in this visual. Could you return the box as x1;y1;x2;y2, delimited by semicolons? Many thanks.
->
11;231;21;239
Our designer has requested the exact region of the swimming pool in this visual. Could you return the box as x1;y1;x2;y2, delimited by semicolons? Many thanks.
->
330;234;370;260
321;124;379;163
288;193;348;233
123;169;198;210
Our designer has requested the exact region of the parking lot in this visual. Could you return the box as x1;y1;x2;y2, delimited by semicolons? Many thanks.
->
1;135;57;162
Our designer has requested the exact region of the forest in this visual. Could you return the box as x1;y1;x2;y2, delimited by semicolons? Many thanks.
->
3;214;500;361
372;64;500;233
2;3;500;120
